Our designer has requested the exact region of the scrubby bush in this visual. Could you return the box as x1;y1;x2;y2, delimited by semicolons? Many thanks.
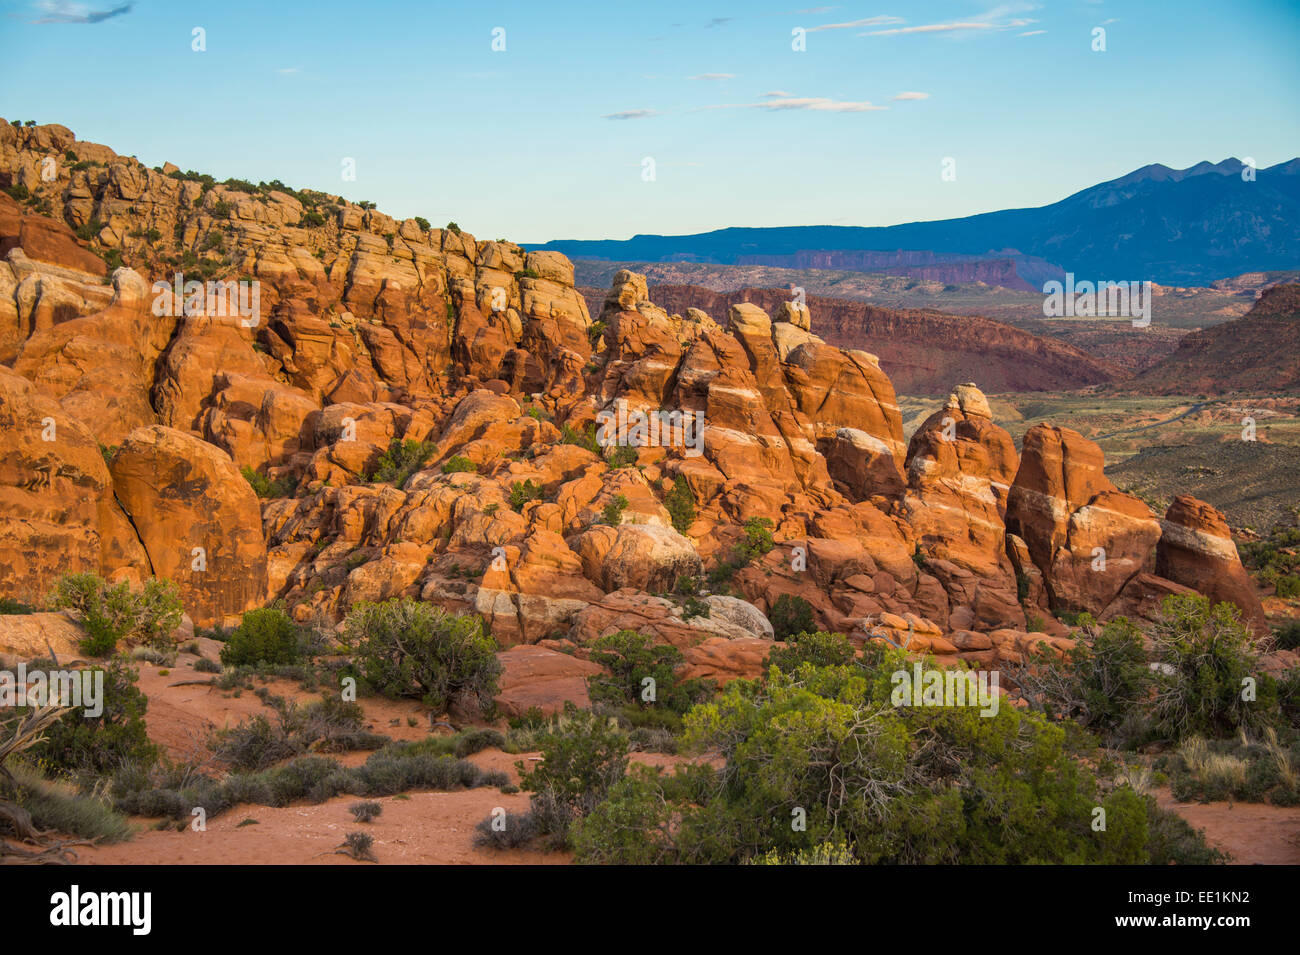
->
508;479;544;511
240;466;297;498
9;660;158;781
341;599;501;714
441;455;478;474
369;439;435;489
586;630;711;715
513;705;630;848
220;608;303;667
664;476;695;535
212;694;386;770
560;422;602;453
574;654;1166;865
1015;596;1281;746
769;594;815;641
350;801;383;823
764;630;858;671
600;494;629;526
51;573;183;656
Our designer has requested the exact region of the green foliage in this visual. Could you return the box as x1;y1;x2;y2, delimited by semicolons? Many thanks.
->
1275;620;1300;652
514;705;630;847
560;423;601;454
600;494;629;526
13;660;158;780
6;183;30;201
240;465;297;498
681;596;710;620
606;444;638;469
219;608;303;667
764;631;858;671
1275;575;1300;599
212;694;386;771
0;597;34;615
445;221;462;234
587;320;606;347
368;438;435;489
340;599;501;714
75;218;103;241
1;762;132;844
664;475;695;534
210;200;233;218
586;630;711;715
738;517;774;560
769;593;815;641
1016;597;1281;745
1146;594;1275;739
508;479;544;511
300;209;327;228
575;654;1159;865
440;455;478;474
51;573;184;656
413;216;431;231
514;267;541;280
1164;730;1300;806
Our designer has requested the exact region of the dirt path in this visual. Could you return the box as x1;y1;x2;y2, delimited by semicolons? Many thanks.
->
1156;788;1300;865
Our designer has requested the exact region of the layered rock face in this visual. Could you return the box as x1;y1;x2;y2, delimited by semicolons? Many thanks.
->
0;121;1275;664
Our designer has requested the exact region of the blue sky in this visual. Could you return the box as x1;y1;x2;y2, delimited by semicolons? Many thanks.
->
1;1;1297;241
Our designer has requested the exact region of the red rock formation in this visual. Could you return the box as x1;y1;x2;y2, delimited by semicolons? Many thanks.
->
1156;495;1269;635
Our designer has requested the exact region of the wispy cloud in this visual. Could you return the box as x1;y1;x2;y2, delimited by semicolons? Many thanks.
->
602;109;663;121
1018;29;1046;36
862;21;995;36
892;91;930;100
705;17;734;27
808;15;902;32
30;1;132;23
688;73;735;81
698;92;887;113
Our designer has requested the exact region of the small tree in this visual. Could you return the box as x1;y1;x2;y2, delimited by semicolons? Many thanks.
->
220;607;303;667
341;599;501;714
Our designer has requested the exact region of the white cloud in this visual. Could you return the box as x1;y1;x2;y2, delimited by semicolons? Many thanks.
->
862;22;995;36
892;91;930;100
699;94;886;113
808;15;903;32
688;73;735;81
1018;29;1046;36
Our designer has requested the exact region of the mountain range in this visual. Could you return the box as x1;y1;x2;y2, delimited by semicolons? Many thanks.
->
534;158;1300;288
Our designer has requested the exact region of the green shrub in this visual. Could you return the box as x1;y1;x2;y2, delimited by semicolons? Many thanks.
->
0;597;34;614
11;660;158;781
1275;620;1300;652
575;655;1158;865
560;423;601;454
508;479;544;511
764;631;858;671
769;593;815;641
340;599;501;714
350;800;383;823
219;608;303;667
240;465;297;498
606;445;638;469
586;630;711;715
514;705;629;847
664;476;696;535
413;216;431;231
441;455;478;474
369;439;435;489
600;494;629;526
1275;575;1300;599
51;573;183;656
300;210;327;228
